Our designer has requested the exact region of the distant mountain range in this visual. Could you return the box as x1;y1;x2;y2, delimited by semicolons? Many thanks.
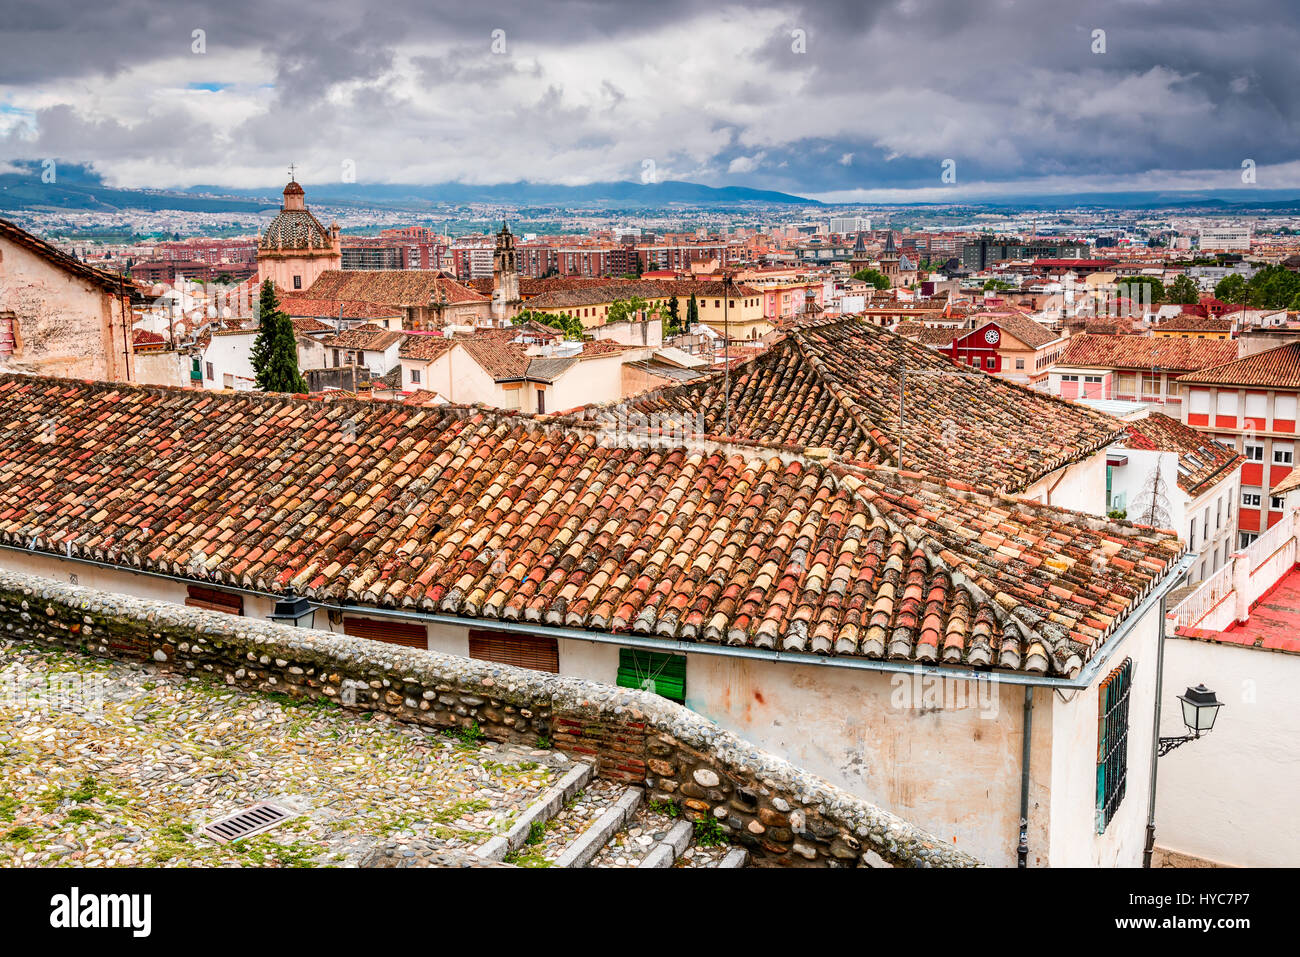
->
4;162;1300;215
0;163;816;213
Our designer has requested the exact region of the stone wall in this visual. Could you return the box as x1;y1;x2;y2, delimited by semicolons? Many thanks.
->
0;570;981;868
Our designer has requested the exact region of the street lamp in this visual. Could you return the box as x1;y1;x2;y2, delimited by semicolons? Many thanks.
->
269;590;317;629
1158;684;1224;756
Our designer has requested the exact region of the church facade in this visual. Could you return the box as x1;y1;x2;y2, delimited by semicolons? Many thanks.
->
257;177;342;293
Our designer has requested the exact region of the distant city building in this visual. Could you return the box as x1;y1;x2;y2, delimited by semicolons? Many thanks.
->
1198;225;1252;251
960;238;1089;271
829;216;870;235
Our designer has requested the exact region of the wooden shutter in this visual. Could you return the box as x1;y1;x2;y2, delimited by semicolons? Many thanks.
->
184;585;243;616
617;648;686;702
343;616;427;649
468;629;559;673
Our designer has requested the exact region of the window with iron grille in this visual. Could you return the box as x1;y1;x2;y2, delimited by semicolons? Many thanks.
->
1096;658;1133;834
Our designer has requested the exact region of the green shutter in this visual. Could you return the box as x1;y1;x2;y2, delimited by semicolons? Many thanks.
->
617;648;686;703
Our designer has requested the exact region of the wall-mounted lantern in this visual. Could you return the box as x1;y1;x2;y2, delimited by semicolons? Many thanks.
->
1158;684;1224;756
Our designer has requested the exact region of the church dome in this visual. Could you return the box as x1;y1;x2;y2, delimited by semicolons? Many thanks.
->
259;179;334;252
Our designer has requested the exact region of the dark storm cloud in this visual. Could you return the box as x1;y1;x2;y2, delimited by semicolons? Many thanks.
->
0;0;1296;193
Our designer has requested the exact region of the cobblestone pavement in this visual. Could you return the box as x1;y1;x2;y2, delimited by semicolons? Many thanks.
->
0;640;560;867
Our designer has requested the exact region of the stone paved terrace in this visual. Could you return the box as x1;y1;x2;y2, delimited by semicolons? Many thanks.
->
0;638;566;867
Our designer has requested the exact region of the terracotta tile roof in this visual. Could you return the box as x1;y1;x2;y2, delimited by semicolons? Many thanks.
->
895;322;959;346
304;271;489;306
0;374;1184;676
280;296;404;322
320;326;405;351
522;280;665;310
290;315;335;334
402;389;447;406
592;318;1124;493
1121;413;1243;495
986;313;1059;350
1058;334;1238;372
398;333;455;362
468;276;614;298
1271;469;1300;496
1154;315;1233;334
460;338;530;380
1176;342;1300;390
131;329;165;347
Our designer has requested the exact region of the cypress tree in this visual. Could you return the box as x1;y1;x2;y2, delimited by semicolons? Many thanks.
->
251;280;308;393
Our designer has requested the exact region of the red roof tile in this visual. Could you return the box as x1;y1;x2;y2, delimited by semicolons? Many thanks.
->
590;317;1124;494
1058;334;1238;372
0;373;1183;677
1176;342;1300;390
1121;413;1242;495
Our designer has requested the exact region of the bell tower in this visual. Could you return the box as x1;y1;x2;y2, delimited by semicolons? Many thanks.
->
492;222;521;323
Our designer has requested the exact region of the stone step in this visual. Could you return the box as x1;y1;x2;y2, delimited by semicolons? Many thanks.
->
717;847;749;868
553;786;643;868
637;819;693;869
475;761;594;863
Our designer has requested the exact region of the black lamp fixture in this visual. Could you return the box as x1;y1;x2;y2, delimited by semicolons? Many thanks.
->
1158;684;1224;756
269;590;316;629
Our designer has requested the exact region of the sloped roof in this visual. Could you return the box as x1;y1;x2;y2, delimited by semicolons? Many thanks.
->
895;322;959;346
588;317;1124;494
305;271;489;307
0;374;1183;677
398;334;456;362
320;325;404;351
1058;334;1238;372
1154;315;1233;334
1121;413;1243;495
985;313;1059;350
1176;342;1300;389
280;296;404;321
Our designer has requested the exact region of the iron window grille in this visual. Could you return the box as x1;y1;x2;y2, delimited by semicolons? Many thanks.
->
1096;658;1133;834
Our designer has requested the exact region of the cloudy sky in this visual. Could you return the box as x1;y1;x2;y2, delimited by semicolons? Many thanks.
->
0;0;1296;200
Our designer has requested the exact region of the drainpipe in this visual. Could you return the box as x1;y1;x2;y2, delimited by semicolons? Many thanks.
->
1017;684;1034;867
1142;563;1189;867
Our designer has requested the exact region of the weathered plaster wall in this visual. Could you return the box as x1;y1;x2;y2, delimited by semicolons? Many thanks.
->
0;235;131;381
0;569;981;868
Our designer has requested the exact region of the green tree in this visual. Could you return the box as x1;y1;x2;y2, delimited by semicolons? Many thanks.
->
1245;264;1300;309
606;296;663;325
1114;275;1164;306
251;280;308;394
1213;273;1247;303
1166;274;1201;305
983;278;1015;292
852;268;891;290
512;308;584;340
665;296;681;336
686;294;699;326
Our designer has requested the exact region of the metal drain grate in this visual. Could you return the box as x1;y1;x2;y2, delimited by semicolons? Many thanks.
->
201;802;293;843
